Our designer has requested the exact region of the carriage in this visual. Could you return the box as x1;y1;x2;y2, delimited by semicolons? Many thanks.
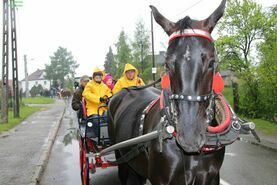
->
78;99;117;185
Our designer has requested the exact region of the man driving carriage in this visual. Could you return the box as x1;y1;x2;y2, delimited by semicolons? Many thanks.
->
82;67;112;117
81;67;112;140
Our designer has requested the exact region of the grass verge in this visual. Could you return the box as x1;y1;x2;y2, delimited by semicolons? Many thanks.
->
0;106;43;133
251;119;277;135
22;97;55;104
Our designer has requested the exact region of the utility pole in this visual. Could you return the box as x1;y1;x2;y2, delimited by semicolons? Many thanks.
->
1;0;9;123
24;55;29;98
151;10;156;85
140;41;144;74
10;0;20;117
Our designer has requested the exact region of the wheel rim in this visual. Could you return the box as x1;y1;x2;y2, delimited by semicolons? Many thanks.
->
82;142;89;185
79;139;84;181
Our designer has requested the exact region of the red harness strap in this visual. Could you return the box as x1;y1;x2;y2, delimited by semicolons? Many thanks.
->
207;94;232;133
146;97;160;114
169;29;214;44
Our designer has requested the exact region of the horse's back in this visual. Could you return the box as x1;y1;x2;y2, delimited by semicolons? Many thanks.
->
108;87;160;143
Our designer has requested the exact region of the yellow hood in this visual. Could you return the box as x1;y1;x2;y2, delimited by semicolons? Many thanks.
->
123;63;139;77
93;67;104;75
92;67;105;79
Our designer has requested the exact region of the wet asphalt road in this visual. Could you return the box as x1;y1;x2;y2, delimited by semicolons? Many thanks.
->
41;107;277;185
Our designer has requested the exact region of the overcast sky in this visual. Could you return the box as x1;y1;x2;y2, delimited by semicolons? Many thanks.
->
0;0;275;80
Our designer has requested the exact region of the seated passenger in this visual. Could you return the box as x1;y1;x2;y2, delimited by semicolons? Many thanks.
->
103;73;115;90
113;63;145;94
82;67;112;117
71;75;90;112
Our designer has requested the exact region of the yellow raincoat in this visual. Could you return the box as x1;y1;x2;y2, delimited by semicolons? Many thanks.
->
113;63;145;94
82;68;112;116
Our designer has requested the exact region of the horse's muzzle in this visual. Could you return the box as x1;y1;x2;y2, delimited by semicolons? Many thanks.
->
176;132;206;153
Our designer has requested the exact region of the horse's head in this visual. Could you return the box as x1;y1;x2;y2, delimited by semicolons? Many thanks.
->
151;0;226;153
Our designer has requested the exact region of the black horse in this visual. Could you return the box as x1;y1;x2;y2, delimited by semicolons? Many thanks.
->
108;1;227;184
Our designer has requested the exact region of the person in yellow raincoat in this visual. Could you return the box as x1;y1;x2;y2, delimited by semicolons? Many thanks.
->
113;63;145;94
82;67;112;117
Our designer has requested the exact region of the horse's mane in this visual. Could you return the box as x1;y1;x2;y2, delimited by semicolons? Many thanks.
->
176;16;193;31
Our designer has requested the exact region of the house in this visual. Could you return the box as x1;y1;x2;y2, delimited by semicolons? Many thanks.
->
21;69;51;94
155;51;166;65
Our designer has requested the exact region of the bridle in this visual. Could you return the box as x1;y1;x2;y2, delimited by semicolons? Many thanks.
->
165;28;219;127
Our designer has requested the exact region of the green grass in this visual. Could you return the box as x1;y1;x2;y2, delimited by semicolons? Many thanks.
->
22;97;55;104
0;106;43;133
251;119;277;135
222;87;277;135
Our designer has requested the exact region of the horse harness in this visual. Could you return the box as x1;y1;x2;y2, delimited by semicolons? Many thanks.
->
139;29;242;153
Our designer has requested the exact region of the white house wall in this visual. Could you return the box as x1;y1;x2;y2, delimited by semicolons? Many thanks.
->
21;80;51;93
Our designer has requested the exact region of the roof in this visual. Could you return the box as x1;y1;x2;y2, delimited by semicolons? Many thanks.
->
220;70;232;77
22;69;45;81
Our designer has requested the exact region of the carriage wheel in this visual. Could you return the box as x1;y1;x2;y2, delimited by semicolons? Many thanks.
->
79;139;84;180
82;141;90;185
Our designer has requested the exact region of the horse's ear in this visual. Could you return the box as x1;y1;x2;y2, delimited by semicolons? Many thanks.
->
202;0;226;33
150;5;177;36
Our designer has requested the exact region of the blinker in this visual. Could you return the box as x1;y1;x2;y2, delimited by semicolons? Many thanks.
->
161;73;171;90
212;72;224;93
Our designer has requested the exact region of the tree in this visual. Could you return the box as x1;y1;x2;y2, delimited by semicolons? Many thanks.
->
30;84;43;97
256;6;277;121
114;30;133;79
45;47;79;89
216;0;268;113
131;19;151;81
104;46;116;75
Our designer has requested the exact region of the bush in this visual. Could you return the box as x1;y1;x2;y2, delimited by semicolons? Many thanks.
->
30;85;43;97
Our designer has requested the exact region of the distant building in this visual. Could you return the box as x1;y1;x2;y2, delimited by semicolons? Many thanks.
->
219;70;233;86
155;51;166;65
21;69;51;94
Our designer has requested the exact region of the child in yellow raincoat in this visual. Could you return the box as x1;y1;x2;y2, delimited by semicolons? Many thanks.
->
82;67;112;117
113;63;145;94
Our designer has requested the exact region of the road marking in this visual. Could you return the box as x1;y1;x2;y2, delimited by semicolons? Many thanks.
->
225;152;236;157
220;179;231;185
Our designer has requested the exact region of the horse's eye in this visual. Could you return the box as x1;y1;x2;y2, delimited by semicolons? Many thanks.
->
208;59;215;69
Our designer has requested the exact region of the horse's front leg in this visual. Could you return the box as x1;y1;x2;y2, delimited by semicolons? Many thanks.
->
185;148;225;185
148;140;186;185
189;172;220;185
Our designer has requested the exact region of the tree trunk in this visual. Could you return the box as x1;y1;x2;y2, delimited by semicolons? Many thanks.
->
232;80;239;112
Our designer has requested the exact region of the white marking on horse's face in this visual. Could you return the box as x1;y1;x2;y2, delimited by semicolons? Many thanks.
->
183;46;191;61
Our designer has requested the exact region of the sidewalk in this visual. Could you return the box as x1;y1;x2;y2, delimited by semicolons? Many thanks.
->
239;130;277;151
0;100;65;185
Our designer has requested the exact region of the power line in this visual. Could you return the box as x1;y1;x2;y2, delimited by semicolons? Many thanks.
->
173;0;205;19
